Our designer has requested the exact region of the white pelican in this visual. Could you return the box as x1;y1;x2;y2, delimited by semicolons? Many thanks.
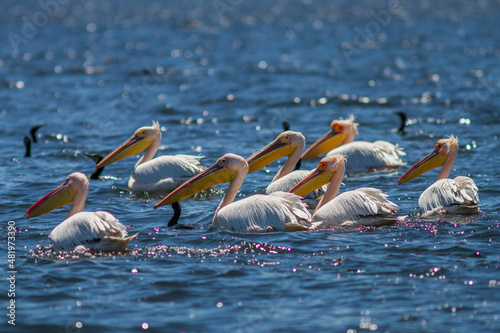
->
246;131;327;203
301;115;405;172
96;121;205;193
397;135;479;216
290;155;399;228
25;172;137;251
154;153;312;232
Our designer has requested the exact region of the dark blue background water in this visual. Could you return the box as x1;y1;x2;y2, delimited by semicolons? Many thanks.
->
1;0;500;332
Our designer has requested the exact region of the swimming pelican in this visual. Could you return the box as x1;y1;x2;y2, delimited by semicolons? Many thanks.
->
301;115;405;172
96;121;205;193
290;155;399;228
397;135;479;216
154;153;312;232
25;172;137;251
246;131;327;203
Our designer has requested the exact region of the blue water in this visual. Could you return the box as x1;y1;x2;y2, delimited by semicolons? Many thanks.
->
1;0;500;332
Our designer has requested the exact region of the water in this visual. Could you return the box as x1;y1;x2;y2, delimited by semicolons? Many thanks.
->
1;0;500;332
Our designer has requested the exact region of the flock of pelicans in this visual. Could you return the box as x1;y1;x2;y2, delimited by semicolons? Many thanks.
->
24;116;479;252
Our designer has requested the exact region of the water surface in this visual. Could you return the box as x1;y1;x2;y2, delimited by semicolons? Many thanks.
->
1;1;500;332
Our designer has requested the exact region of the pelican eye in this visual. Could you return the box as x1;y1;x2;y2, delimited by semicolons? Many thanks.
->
332;124;343;132
318;162;327;170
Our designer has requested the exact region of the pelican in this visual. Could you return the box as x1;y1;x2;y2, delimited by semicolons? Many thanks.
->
397;135;479;216
246;131;327;203
96;121;205;193
301;115;405;172
154;153;312;232
25;172;137;251
290;155;399;228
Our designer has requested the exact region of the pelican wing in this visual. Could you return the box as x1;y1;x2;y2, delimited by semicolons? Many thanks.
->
214;192;311;232
419;177;479;216
49;211;135;251
130;155;205;192
266;170;328;200
312;187;398;228
326;141;405;171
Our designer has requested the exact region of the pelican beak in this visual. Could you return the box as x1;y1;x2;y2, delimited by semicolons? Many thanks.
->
289;166;333;197
397;148;447;184
25;183;75;219
96;134;152;168
154;163;236;208
246;138;296;174
301;130;347;161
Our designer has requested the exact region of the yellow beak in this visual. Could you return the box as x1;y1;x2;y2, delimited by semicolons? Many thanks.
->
397;149;447;184
301;130;347;161
289;167;333;197
96;134;152;169
154;163;236;208
246;138;296;174
25;183;76;219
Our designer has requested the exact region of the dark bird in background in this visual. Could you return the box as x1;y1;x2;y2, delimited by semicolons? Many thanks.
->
30;124;45;143
84;153;105;180
396;111;407;135
166;202;195;229
24;136;32;158
282;121;290;131
24;124;45;157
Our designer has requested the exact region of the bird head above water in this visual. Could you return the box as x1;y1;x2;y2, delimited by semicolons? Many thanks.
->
397;135;459;184
301;115;358;161
246;131;305;174
154;153;246;208
96;121;161;169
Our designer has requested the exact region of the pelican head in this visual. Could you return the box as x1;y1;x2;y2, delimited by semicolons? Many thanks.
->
301;115;358;161
96;121;161;169
397;135;459;185
246;131;305;174
25;172;88;219
290;155;346;197
154;153;247;208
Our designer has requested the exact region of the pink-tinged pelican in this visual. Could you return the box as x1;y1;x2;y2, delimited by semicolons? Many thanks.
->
154;153;312;232
96;121;205;193
301;115;405;172
25;172;137;251
290;155;399;228
246;131;327;203
397;135;479;216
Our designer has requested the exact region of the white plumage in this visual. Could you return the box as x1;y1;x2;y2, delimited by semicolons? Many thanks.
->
97;121;205;193
129;154;205;192
25;172;136;251
326;141;405;172
311;187;399;228
418;177;479;216
50;211;133;251
214;192;311;232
